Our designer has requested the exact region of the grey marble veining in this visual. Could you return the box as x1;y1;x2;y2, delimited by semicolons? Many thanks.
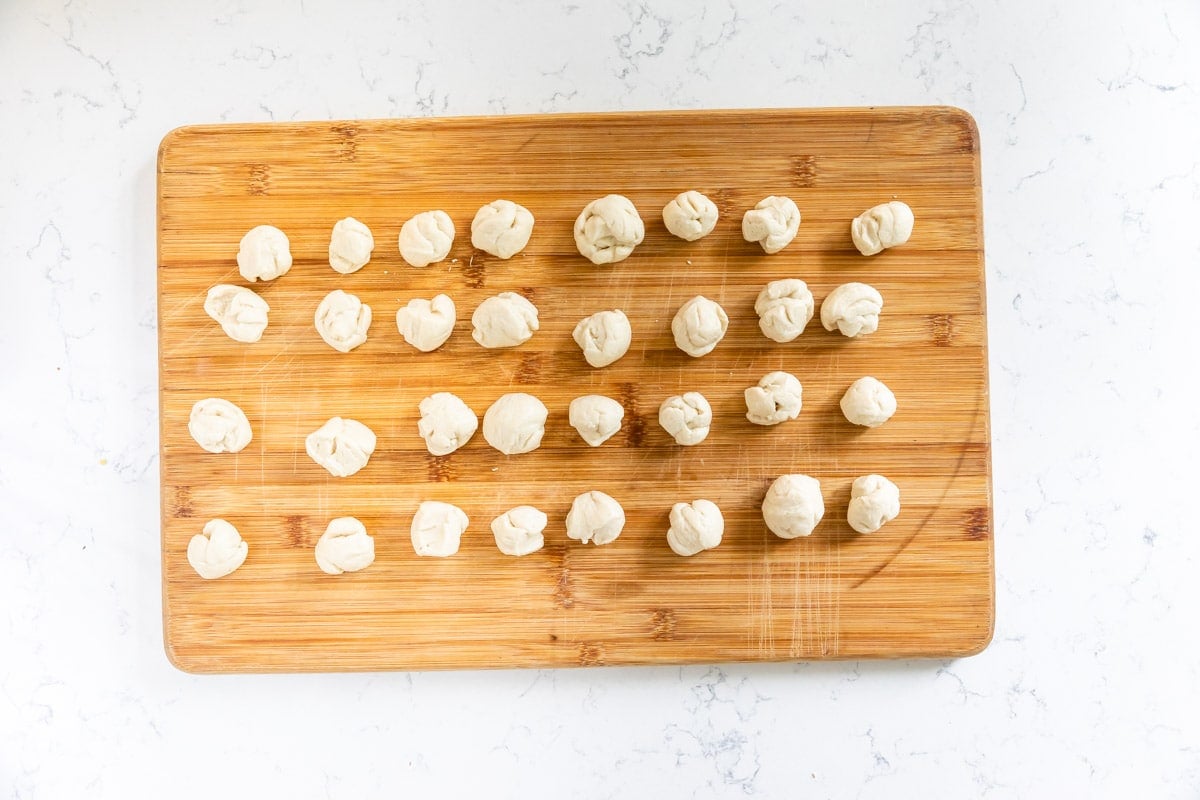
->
2;0;1199;796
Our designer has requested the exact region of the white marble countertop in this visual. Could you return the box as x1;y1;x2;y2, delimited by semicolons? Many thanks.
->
3;0;1198;796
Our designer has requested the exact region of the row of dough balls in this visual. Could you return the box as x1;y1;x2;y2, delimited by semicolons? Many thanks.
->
234;204;530;282
187;473;901;580
233;197;914;284
188;492;621;578
187;371;896;470
204;278;886;360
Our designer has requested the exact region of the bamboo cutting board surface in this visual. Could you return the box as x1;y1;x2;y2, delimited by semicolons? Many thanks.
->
158;107;992;673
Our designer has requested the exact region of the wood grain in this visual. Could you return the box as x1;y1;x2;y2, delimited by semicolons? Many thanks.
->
157;107;993;672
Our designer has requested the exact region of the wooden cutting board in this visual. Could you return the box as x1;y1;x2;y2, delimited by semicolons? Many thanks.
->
158;107;992;672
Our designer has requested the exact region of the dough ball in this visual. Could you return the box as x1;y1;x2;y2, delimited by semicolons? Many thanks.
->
305;416;377;477
398;210;455;267
574;194;645;265
662;190;718;241
840;377;897;427
671;295;729;357
820;282;883;338
237;224;292;282
569;395;624;447
411;500;469;557
328;217;375;274
417;392;478;456
851;201;914;256
667;499;724;556
397;294;456;352
471;199;534;259
572;309;632;368
204;284;269;343
471;292;539;348
491;505;547;557
483;393;548;455
741;196;800;254
565;491;625;546
315;516;375;575
315;289;372;352
659;392;712;446
848;474;901;534
744;371;803;426
754;278;814;343
188;398;252;453
762;474;825;539
187;519;248;579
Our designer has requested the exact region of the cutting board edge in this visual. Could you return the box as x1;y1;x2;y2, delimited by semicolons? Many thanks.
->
161;629;998;675
156;104;981;166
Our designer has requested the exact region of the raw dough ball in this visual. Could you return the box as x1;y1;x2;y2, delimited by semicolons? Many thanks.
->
204;284;269;343
398;210;455;267
471;292;539;348
305;417;377;477
569;395;624;447
397;294;456;352
851;201;914;256
314;517;375;575
662;190;718;241
848;474;901;534
573;309;632;368
315;289;372;352
762;474;825;539
188;398;252;453
237;224;292;282
483;393;548;455
841;377;897;427
821;282;884;338
742;196;800;254
754;279;814;343
659;392;712;446
491;505;547;557
565;491;625;546
667;499;725;557
671;295;729;357
187;519;248;579
411;500;469;557
744;371;803;426
574;194;645;265
328;217;375;274
471;199;534;259
417;392;478;456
